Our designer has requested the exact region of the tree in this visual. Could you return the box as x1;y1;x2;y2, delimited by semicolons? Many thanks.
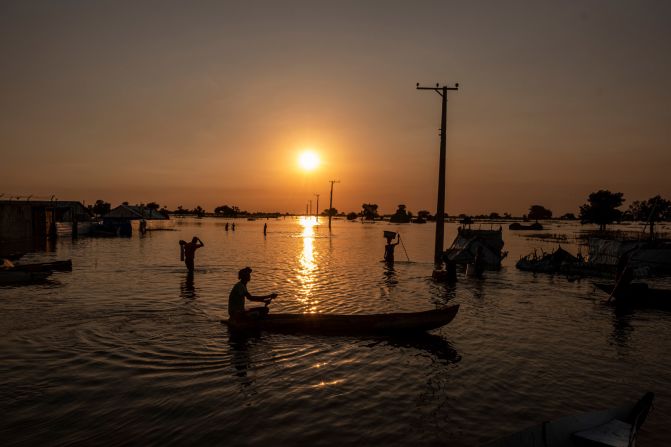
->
489;212;500;219
560;213;577;220
390;204;411;223
146;202;160;211
528;205;552;221
628;195;671;222
322;208;338;216
91;199;111;217
628;195;671;238
417;210;432;220
346;211;358;221
579;190;624;231
214;205;241;217
361;203;379;220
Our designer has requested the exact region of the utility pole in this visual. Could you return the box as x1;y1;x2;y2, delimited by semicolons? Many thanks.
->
314;193;320;221
328;180;340;230
309;200;312;216
417;82;459;266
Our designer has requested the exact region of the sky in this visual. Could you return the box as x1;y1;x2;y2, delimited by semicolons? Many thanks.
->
1;0;670;216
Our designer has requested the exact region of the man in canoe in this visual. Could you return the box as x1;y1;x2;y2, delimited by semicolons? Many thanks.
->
228;267;278;319
179;236;204;272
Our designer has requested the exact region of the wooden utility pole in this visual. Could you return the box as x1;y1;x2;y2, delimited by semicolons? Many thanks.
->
328;180;340;229
417;82;459;265
314;193;320;220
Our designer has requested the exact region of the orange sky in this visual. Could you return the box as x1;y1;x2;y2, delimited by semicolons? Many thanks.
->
1;1;670;216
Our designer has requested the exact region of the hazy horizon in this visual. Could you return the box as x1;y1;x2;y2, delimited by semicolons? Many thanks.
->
2;1;670;216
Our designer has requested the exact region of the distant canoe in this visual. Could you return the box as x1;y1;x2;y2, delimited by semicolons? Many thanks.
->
509;222;543;231
0;270;52;284
483;391;654;447
221;305;459;336
12;260;72;272
594;282;671;310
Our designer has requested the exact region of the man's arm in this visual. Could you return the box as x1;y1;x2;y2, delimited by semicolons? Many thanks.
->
245;291;278;303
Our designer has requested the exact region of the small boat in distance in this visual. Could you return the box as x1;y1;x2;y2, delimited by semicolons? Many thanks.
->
509;222;543;231
11;259;73;272
222;305;459;336
594;282;671;310
483;391;654;447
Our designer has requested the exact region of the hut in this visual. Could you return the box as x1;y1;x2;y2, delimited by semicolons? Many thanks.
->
95;205;168;237
0;199;92;242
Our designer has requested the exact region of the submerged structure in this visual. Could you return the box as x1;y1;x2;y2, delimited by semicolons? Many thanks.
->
443;226;506;269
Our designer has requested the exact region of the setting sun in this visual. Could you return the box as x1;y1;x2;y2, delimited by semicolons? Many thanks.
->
298;151;320;171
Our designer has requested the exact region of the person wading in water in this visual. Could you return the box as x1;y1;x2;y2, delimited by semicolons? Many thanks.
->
228;267;278;319
179;236;204;272
384;233;400;263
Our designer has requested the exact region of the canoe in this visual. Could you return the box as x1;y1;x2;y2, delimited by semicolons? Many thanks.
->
222;305;459;336
12;260;73;272
0;270;52;284
483;391;654;447
595;282;671;310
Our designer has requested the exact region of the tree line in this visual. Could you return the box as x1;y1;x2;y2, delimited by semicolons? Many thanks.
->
86;191;670;230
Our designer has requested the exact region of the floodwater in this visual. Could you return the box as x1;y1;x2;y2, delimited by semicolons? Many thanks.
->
1;217;670;446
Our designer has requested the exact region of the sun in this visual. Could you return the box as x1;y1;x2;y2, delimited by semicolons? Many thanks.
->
298;151;320;171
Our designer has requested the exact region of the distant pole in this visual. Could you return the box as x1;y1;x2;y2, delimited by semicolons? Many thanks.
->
314;193;320;221
417;82;459;265
306;203;309;216
309;200;312;216
328;180;340;230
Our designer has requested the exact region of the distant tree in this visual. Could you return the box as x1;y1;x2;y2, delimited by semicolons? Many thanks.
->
146;202;160;211
122;201;129;206
175;205;188;215
528;205;552;221
193;206;205;216
628;195;671;222
390;204;411;223
346;211;358;221
91;199;111;217
579;190;624;231
503;212;512;219
322;208;338;216
417;210;432;219
560;213;577;220
214;205;241;217
361;203;379;220
489;212;500;219
628;195;671;238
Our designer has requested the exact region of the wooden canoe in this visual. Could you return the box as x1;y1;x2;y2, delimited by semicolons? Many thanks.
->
0;270;52;284
595;282;671;310
12;259;73;272
222;305;459;336
483;392;654;447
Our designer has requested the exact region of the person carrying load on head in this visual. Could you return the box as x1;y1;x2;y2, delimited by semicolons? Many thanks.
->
228;267;278;320
179;236;204;272
383;231;400;263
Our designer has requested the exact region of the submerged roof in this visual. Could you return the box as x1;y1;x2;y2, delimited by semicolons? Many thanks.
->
103;205;168;220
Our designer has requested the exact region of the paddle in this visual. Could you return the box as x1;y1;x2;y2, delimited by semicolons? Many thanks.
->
398;234;411;262
607;265;631;303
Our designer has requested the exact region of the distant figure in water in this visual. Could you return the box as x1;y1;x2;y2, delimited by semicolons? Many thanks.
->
228;267;278;319
232;223;236;231
467;246;486;278
225;222;229;231
384;234;400;263
179;236;204;272
610;251;634;300
139;219;147;235
263;223;267;235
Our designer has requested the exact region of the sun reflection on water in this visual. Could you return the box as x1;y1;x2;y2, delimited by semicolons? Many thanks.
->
298;216;319;313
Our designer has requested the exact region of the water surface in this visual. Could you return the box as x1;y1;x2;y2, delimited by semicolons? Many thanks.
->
1;218;669;445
